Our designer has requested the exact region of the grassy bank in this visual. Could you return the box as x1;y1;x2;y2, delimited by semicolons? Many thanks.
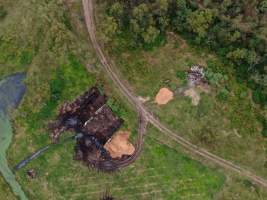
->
0;175;15;200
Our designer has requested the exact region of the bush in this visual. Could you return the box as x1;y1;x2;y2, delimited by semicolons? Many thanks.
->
252;88;267;106
262;119;267;138
217;88;229;101
20;51;33;65
205;68;227;87
176;70;186;80
0;6;7;20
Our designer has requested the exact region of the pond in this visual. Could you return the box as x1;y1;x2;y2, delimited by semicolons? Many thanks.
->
0;72;27;200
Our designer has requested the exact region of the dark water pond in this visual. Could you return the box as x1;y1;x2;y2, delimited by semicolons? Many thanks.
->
0;72;27;200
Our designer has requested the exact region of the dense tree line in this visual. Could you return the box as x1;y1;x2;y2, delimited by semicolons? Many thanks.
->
100;0;267;107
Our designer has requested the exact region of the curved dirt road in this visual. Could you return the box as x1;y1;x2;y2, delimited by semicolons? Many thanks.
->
82;0;267;188
113;111;148;169
84;111;147;172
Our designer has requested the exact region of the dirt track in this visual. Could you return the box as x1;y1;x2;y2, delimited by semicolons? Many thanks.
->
82;0;267;188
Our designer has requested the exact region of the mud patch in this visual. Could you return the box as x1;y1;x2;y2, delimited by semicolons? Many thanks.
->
104;131;135;159
155;88;174;105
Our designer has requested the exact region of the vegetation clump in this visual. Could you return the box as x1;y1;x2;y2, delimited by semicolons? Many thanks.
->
0;5;7;20
101;0;267;106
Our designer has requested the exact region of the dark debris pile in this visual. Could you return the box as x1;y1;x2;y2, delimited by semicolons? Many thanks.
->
49;87;124;171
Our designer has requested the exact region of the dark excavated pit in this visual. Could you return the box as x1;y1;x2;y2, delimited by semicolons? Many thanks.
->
50;86;125;172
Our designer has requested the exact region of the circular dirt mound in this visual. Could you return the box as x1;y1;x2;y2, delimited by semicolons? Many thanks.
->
104;131;135;159
155;88;174;105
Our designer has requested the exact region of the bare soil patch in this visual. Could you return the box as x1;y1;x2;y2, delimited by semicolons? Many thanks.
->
184;88;200;106
155;88;174;105
197;82;210;93
138;96;150;103
104;131;135;159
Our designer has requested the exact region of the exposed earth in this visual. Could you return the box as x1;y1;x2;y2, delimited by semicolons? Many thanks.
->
155;87;174;105
184;88;201;106
104;131;135;159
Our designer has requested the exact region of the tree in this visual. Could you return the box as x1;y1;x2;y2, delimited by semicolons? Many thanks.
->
153;0;169;32
226;48;248;64
187;9;215;38
109;2;124;18
100;16;118;43
130;3;161;45
247;50;260;71
132;3;150;25
142;26;160;45
229;30;241;42
109;2;124;27
258;0;267;13
172;0;190;32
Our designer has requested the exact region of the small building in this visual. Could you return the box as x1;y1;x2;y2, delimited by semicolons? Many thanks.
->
187;65;205;86
50;87;124;169
82;105;123;144
51;87;123;142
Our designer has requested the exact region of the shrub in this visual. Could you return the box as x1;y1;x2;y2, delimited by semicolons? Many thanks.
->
176;70;186;80
262;119;267;138
217;88;229;101
205;68;227;87
0;6;7;20
20;51;33;65
252;88;267;106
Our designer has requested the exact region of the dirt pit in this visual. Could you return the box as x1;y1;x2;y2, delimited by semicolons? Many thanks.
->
184;88;200;106
104;131;135;159
155;88;174;105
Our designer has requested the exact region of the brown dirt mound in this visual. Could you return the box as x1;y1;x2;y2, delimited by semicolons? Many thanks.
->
155;88;174;105
104;131;135;159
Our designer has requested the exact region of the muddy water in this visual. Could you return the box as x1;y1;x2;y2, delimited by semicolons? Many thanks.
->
0;73;27;200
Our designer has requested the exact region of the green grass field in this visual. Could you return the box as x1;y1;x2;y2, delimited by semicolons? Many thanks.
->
0;175;15;200
1;0;267;199
148;126;267;200
9;126;225;200
0;1;227;199
95;1;267;179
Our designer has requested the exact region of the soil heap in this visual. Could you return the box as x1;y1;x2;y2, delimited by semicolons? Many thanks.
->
155;88;174;105
104;131;135;159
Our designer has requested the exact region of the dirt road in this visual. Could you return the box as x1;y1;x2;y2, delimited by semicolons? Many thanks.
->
82;0;267;188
